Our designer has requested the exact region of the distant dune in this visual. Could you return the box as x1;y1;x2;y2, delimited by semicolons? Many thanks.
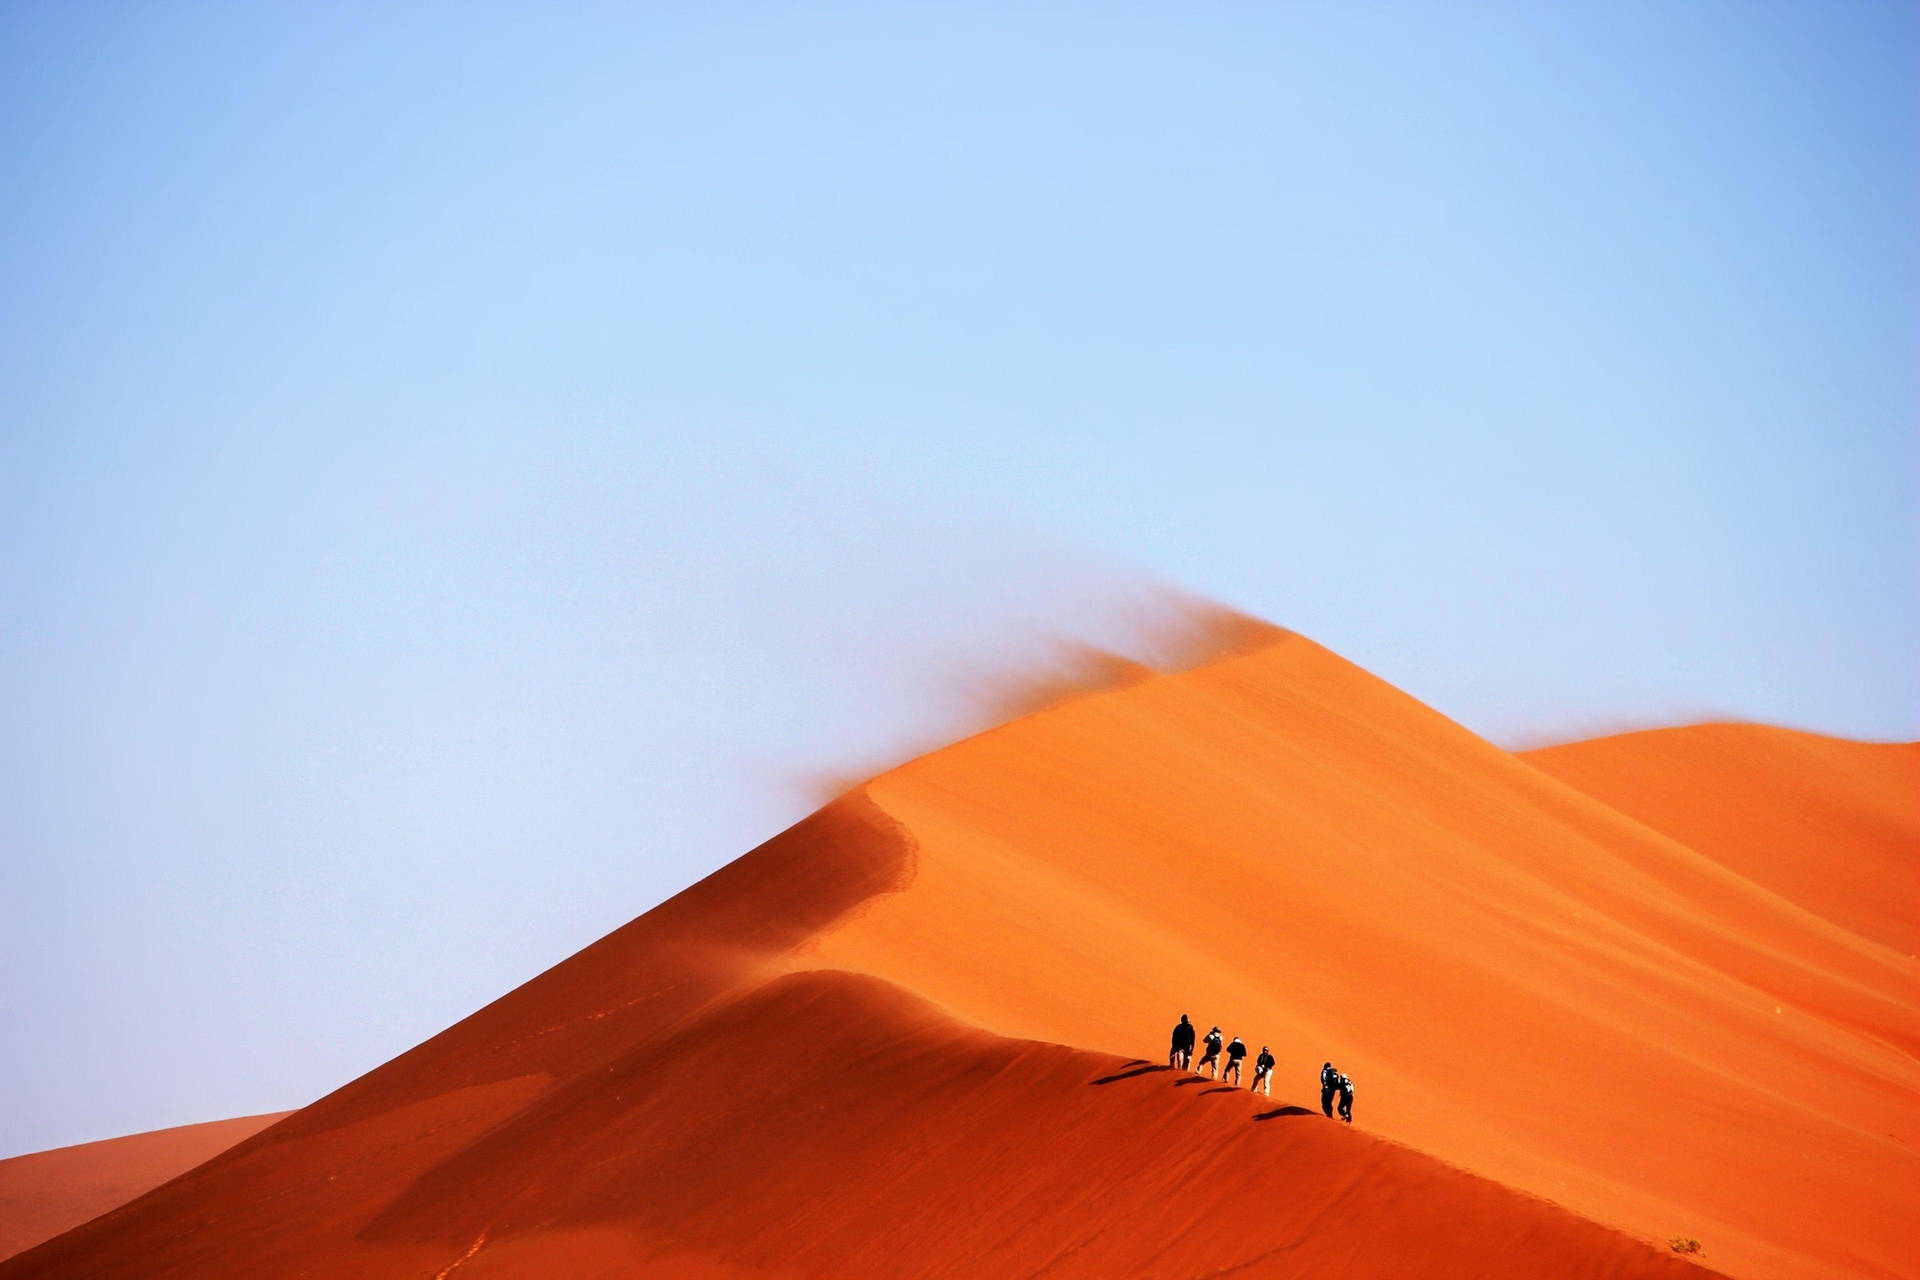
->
1523;724;1918;956
0;1115;287;1262
4;627;1911;1280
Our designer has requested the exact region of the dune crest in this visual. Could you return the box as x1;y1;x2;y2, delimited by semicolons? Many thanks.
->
1523;723;1919;956
0;1115;288;1263
5;628;1911;1280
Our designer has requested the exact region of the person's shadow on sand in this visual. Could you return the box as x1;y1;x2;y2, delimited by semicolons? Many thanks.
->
1090;1064;1174;1085
1086;1067;1318;1121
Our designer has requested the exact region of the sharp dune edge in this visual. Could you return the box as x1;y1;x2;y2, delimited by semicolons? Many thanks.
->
4;627;1913;1280
0;1116;289;1263
1523;723;1919;959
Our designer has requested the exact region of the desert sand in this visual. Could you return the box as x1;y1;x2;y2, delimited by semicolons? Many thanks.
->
3;626;1911;1279
1524;723;1918;957
0;1115;287;1262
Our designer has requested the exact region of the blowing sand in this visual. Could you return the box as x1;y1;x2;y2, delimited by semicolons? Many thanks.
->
4;626;1911;1280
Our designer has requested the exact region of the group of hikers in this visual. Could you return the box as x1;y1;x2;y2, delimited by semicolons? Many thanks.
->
1166;1014;1354;1123
1320;1060;1355;1123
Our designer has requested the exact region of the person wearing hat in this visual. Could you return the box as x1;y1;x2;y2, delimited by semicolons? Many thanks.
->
1222;1035;1249;1085
1198;1026;1225;1078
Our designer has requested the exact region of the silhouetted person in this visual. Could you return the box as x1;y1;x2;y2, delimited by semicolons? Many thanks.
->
1223;1035;1247;1085
1337;1073;1354;1124
1320;1062;1339;1117
1252;1045;1275;1095
1199;1026;1224;1078
1169;1014;1196;1069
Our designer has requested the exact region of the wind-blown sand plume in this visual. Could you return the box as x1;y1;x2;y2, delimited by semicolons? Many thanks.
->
4;626;1910;1280
809;632;1916;1280
0;1116;288;1262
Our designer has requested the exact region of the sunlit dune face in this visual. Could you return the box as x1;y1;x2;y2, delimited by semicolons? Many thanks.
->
6;631;1910;1280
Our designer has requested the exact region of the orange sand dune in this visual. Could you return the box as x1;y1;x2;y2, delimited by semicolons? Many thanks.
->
5;628;1911;1280
3;837;1715;1279
800;633;1916;1280
1523;724;1919;956
0;1115;287;1262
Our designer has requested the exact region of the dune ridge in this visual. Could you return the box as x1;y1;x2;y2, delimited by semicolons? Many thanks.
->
5;627;1911;1279
804;632;1915;1280
1523;724;1918;957
2;795;1718;1280
0;1115;289;1264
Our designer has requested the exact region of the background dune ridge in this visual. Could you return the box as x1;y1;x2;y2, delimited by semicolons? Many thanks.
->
1524;724;1918;957
0;1116;288;1263
4;628;1911;1279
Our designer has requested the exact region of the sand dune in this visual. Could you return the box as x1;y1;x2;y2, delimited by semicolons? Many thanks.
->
0;881;1715;1279
0;1115;286;1263
800;631;1916;1280
5;627;1910;1279
1523;724;1919;956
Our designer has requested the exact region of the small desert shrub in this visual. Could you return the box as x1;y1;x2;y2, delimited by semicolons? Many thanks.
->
1668;1237;1703;1255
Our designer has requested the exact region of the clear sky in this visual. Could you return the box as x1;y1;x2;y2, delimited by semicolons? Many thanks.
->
1;2;1913;1156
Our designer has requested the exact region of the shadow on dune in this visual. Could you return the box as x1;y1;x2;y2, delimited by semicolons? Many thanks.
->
1254;1106;1317;1120
1090;1065;1171;1085
1173;1077;1212;1087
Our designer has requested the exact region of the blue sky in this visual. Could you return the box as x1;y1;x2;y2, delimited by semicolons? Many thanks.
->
1;1;1913;1155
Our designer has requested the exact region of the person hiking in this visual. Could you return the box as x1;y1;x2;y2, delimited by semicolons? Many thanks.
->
1199;1026;1224;1078
1337;1072;1354;1124
1169;1015;1196;1069
1251;1045;1276;1095
1320;1062;1340;1117
1222;1035;1248;1085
